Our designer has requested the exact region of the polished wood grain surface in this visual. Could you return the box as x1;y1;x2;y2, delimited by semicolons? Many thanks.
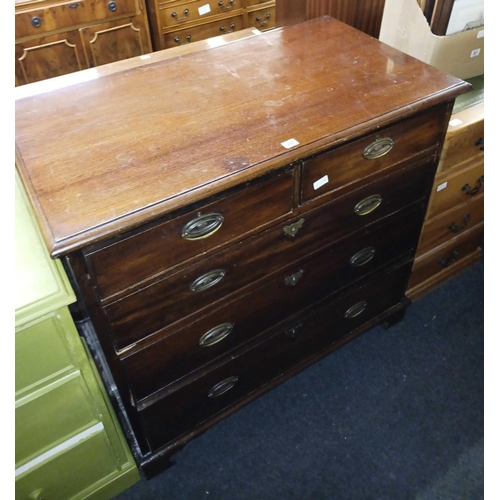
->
15;17;469;258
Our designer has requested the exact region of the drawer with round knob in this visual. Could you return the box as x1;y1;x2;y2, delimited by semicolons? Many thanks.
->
15;0;137;39
300;104;449;204
162;13;244;48
159;0;243;29
137;259;412;450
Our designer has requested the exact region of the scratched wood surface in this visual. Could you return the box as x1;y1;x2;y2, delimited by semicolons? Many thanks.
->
15;17;468;257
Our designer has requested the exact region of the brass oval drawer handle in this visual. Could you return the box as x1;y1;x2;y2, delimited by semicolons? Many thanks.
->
220;23;236;33
284;269;304;286
182;212;224;240
208;376;239;398
283;218;305;238
363;137;394;159
350;247;376;266
190;269;226;292
448;214;470;233
475;137;484;151
461;175;484;196
199;323;234;347
344;301;368;319
354;194;383;216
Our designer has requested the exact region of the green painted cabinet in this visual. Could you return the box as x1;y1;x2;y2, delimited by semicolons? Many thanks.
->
15;173;140;499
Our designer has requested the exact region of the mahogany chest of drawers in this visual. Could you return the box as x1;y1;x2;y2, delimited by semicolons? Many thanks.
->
15;17;470;478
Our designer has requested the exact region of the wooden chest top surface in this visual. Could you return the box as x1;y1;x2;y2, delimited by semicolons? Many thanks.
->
15;17;469;257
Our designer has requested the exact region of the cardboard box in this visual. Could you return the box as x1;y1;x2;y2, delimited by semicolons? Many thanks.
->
379;0;484;79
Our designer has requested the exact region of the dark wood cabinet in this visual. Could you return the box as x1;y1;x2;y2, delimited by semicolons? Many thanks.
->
15;18;469;478
15;0;152;86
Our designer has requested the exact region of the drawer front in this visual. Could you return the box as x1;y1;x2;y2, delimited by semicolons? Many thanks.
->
139;261;412;450
300;105;447;203
427;160;484;218
120;206;423;402
246;0;274;6
15;427;120;500
247;6;275;30
417;194;484;255
87;170;293;300
106;198;424;351
15;0;137;39
16;372;99;467
408;223;484;289
159;0;243;29
163;14;244;47
438;114;484;174
15;309;76;394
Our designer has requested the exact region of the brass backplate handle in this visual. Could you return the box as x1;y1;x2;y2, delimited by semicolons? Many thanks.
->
350;247;376;266
344;301;368;319
363;137;394;159
199;323;234;347
182;212;224;240
190;269;226;292
354;194;383;216
208;376;239;398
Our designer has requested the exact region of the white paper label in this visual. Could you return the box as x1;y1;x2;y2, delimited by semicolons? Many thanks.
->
437;182;448;192
449;118;463;126
252;29;262;35
140;55;151;60
470;48;481;58
477;30;484;39
281;138;299;149
198;4;211;15
313;175;329;190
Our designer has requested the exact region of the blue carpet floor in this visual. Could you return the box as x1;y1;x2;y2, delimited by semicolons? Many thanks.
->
114;258;484;500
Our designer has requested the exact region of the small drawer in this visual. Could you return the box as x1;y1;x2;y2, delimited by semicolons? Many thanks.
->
86;170;293;301
159;0;242;29
300;105;448;203
106;199;424;352
163;14;244;47
138;261;411;450
119;205;423;402
247;6;275;31
437;102;484;174
417;194;483;256
15;308;77;395
15;0;137;39
427;159;484;219
408;222;484;290
16;372;99;467
15;426;120;499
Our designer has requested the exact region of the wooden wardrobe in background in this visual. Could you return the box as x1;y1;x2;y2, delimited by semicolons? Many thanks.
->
276;0;387;38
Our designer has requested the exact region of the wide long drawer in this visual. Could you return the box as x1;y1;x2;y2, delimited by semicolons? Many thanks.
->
86;169;294;301
300;104;448;203
107;202;424;352
119;206;423;403
137;261;412;450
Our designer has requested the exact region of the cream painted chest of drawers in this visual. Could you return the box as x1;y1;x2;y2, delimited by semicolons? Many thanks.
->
15;18;470;478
